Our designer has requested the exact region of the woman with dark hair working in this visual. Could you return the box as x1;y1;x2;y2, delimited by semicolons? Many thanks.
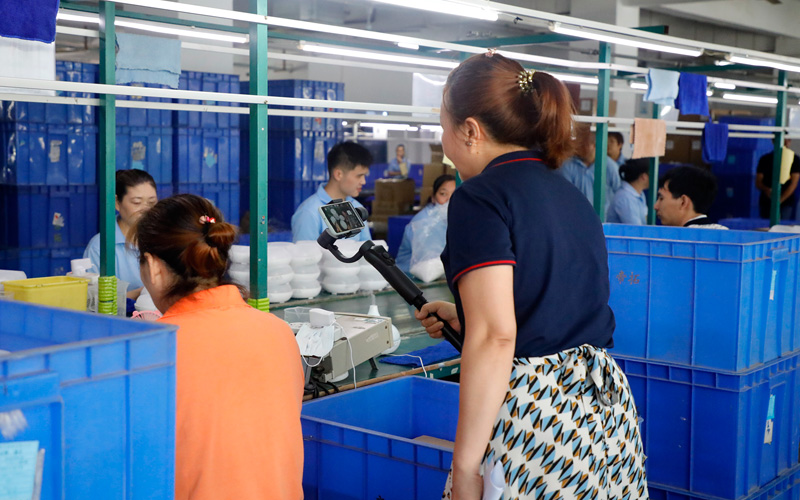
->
415;53;647;499
135;194;304;500
607;158;650;225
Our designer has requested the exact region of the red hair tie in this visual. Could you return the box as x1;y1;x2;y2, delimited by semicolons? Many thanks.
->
199;215;216;224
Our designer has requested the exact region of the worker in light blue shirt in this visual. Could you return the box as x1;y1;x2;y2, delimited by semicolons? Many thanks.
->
607;159;649;225
608;131;627;168
559;126;621;212
84;169;158;299
292;141;373;242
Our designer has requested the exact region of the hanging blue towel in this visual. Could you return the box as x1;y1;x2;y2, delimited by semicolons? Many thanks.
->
380;340;460;368
116;33;181;89
702;122;729;164
0;0;60;43
675;73;709;116
645;69;680;107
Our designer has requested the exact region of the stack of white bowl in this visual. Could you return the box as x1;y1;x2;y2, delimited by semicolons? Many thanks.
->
320;239;361;295
228;243;295;304
359;240;389;291
290;241;323;299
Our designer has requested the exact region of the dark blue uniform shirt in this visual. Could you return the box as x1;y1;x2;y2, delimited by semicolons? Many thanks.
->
441;150;615;358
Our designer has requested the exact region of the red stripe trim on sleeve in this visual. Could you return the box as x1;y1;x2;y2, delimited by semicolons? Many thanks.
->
453;260;516;282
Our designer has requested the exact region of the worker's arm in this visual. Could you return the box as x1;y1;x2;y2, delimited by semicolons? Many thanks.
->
451;265;516;500
780;173;800;204
755;173;771;197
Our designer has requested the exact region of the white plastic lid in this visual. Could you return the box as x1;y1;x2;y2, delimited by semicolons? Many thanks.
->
230;245;250;265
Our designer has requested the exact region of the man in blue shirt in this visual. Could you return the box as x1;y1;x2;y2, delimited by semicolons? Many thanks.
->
291;141;374;242
607;131;627;167
560;128;621;212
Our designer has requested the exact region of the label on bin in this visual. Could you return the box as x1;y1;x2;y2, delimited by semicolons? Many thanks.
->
767;394;776;420
764;419;774;445
0;440;38;500
770;270;777;301
48;140;62;163
52;212;65;229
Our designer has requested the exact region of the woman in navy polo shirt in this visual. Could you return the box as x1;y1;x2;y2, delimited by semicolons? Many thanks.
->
416;53;647;499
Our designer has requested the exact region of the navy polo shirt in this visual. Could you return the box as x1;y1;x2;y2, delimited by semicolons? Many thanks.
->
441;150;615;358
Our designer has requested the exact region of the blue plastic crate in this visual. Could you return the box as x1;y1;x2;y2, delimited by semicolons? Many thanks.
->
604;224;800;371
1;122;97;185
387;214;414;258
175;71;241;129
719;218;774;231
0;185;98;249
174;128;240;184
302;377;457;500
718;116;775;152
0;300;176;499
615;353;800;500
175;182;241;226
266;179;318;228
408;163;424;187
116;126;173;184
267;79;315;131
267;130;338;182
0;247;84;278
711;173;761;220
647;463;800;500
117;83;173;129
363;162;386;190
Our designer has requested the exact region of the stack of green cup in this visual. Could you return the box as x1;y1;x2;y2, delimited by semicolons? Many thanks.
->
98;276;118;315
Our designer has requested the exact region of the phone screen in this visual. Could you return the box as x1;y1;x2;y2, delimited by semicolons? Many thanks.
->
318;201;365;236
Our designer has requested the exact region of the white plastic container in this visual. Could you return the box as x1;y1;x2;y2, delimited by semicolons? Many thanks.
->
291;277;322;299
292;241;323;266
268;282;293;304
291;263;321;280
229;268;250;288
267;242;293;267
267;264;294;286
230;245;250;265
321;274;360;295
320;263;360;279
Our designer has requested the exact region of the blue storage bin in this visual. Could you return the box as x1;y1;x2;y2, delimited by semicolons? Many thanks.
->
711;172;761;220
175;182;241;226
408;163;424;187
719;218;774;231
387;214;414;258
0;247;84;278
1;123;97;185
174;128;240;184
615;353;800;500
116;126;173;184
266;130;339;182
648;463;800;500
267;79;315;131
175;71;241;129
302;377;457;500
718;116;775;152
363;162;386;190
266;179;318;228
604;224;800;371
1;185;98;249
0;300;176;499
116;82;173;129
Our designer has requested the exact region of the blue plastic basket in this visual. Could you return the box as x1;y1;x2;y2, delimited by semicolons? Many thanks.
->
647;463;800;500
117;83;173;129
116;126;173;184
0;300;177;499
175;182;241;226
0;185;98;249
175;71;241;129
0;247;85;278
615;353;800;500
267;130;338;182
302;377;457;500
719;218;774;231
604;224;800;371
266;179;319;228
174;128;240;184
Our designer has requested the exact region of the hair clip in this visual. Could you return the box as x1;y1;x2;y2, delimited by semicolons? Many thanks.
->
518;69;536;95
485;48;497;57
199;215;216;224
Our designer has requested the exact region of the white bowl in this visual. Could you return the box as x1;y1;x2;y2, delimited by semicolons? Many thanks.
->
292;263;321;280
292;241;323;266
359;279;388;291
266;242;293;267
321;265;361;279
268;282;293;304
291;278;322;299
229;268;249;288
322;274;360;295
230;245;250;265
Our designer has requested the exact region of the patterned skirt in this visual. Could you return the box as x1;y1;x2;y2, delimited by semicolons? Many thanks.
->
443;345;648;500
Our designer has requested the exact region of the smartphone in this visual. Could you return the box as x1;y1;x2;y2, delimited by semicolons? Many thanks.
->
318;200;366;237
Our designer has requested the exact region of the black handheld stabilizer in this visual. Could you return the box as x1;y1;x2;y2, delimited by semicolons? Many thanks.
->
316;202;463;352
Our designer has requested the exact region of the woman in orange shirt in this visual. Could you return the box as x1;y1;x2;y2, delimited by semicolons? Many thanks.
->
135;194;304;500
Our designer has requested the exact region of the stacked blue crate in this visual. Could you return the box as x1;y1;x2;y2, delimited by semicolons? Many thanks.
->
605;224;800;499
173;71;242;226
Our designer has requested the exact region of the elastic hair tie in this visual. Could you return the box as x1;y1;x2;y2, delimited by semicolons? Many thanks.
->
199;215;216;225
518;69;536;95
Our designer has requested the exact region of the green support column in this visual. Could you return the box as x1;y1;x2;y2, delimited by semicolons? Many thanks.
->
98;2;117;314
593;42;611;220
770;71;788;227
647;103;661;225
247;0;270;311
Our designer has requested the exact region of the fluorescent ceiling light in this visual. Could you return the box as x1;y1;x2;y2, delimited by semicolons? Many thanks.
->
421;125;443;132
722;93;778;104
713;82;736;90
660;106;672;117
550;73;599;85
728;55;800;74
706;90;714;97
373;0;498;22
397;42;420;50
629;81;648;90
300;43;458;69
58;11;247;43
550;23;703;58
715;60;734;66
360;122;420;131
115;20;248;43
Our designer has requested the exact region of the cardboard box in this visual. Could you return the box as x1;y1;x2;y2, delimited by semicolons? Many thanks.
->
422;164;457;189
374;178;415;205
429;144;444;164
420;187;434;207
578;97;618;117
662;135;704;166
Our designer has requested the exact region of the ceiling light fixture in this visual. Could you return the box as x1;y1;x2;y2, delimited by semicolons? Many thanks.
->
397;42;420;50
373;0;499;22
360;122;421;131
549;73;599;85
713;82;736;90
550;22;703;58
629;82;648;90
727;55;800;74
300;43;458;69
722;93;778;104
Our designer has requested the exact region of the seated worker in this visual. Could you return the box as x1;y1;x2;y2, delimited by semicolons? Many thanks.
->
607;159;649;225
395;174;456;273
84;169;158;299
655;166;728;229
607;131;627;166
292;141;373;242
755;139;800;220
136;194;304;500
560;125;621;212
387;143;408;177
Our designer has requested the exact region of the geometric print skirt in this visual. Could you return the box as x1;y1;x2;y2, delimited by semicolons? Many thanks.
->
443;344;649;499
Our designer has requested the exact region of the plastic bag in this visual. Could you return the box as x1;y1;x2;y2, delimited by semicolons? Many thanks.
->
409;203;448;283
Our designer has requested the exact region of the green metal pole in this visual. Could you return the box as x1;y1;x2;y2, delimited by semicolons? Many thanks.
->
593;42;611;220
247;0;270;311
98;2;117;314
770;70;788;227
647;103;660;225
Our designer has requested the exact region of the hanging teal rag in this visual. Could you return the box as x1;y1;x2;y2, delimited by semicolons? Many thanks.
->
0;0;60;43
116;33;181;89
